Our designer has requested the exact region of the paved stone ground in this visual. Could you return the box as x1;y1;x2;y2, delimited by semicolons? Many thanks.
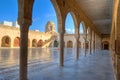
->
28;50;115;80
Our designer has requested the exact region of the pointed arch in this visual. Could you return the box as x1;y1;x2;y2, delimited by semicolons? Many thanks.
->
70;11;78;33
65;12;75;34
51;0;63;33
79;21;86;35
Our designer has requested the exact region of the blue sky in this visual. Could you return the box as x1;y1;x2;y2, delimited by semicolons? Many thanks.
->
0;0;83;33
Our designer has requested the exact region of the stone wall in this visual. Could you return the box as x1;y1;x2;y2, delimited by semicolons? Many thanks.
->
0;24;53;48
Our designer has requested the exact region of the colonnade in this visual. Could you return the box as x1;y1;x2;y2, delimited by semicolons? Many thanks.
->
17;0;102;80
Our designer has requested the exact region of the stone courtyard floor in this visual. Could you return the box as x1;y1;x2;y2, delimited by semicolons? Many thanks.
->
28;49;115;80
0;48;115;80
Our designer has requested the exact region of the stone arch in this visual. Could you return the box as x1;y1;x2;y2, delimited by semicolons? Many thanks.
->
32;39;37;47
65;11;78;34
14;37;20;47
65;12;74;34
1;36;11;47
67;40;73;48
79;21;87;35
102;41;109;50
37;39;44;47
69;11;78;33
51;0;63;33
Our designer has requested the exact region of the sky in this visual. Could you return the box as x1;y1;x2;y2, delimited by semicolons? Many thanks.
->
0;0;83;34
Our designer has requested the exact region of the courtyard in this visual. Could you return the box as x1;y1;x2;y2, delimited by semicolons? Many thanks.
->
0;48;114;80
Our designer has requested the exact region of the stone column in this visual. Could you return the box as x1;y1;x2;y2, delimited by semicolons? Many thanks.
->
19;22;30;80
74;34;80;60
84;38;87;56
92;31;95;53
59;32;64;66
89;40;92;54
94;33;97;52
83;31;87;56
92;40;95;53
17;0;34;79
89;29;92;55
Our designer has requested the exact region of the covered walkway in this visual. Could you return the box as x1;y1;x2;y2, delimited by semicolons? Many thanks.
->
28;50;114;80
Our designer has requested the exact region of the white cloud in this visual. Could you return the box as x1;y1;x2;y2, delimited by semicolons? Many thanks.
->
66;28;74;34
46;13;56;18
33;17;40;22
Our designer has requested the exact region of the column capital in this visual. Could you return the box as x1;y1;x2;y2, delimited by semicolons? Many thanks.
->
18;18;32;26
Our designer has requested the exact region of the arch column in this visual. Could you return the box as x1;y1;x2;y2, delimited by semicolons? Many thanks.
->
84;38;87;56
89;29;92;54
17;0;34;80
59;32;64;66
74;33;80;60
83;31;87;56
19;21;31;80
92;31;95;53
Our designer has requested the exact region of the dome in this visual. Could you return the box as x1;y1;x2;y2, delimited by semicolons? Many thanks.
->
45;21;56;32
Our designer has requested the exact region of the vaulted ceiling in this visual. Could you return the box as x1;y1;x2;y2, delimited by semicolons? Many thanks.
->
76;0;113;34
